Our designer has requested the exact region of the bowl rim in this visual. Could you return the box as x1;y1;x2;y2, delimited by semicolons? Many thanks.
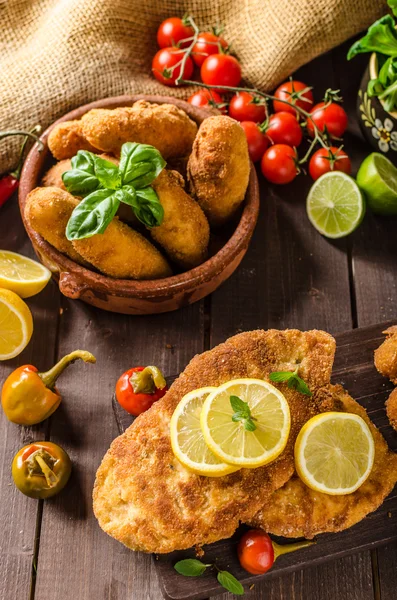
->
18;94;259;298
369;52;397;120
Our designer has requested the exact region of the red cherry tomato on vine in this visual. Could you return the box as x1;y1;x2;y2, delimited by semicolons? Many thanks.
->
201;54;242;90
308;146;351;181
192;32;228;67
240;121;269;163
261;144;298;185
307;102;348;138
152;47;193;86
115;366;168;416
156;17;193;49
266;112;303;147
238;529;275;575
229;91;267;123
273;80;313;115
188;89;225;112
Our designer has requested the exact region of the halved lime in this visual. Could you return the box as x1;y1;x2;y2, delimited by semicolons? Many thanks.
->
356;152;397;215
306;172;365;238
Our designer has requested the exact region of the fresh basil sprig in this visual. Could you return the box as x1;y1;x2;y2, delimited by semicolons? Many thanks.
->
63;142;166;240
269;369;312;396
230;395;257;431
174;559;244;595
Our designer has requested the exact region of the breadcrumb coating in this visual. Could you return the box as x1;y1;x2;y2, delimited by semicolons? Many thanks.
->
48;120;98;160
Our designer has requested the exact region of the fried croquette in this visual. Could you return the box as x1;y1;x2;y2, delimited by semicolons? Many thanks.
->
249;385;397;538
48;120;98;160
81;100;198;159
150;169;209;268
386;388;397;431
24;187;87;265
187;115;250;226
374;326;397;384
93;329;335;553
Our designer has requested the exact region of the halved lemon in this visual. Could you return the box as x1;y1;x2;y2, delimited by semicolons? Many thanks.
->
0;288;33;360
0;250;51;298
170;387;239;477
200;379;291;468
295;412;375;495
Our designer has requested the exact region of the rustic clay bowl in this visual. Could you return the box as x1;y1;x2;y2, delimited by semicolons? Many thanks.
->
19;95;259;315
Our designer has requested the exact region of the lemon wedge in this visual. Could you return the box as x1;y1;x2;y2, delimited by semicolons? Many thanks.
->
170;387;239;477
200;379;291;468
0;288;33;360
295;412;375;495
0;250;51;298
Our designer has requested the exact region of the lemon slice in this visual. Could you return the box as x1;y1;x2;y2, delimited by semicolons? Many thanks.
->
170;387;239;477
295;412;375;495
0;250;51;298
0;288;33;360
200;379;291;468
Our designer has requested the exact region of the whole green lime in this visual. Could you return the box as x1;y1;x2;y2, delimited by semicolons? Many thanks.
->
356;153;397;216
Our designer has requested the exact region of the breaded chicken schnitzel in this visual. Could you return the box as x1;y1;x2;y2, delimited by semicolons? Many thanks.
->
248;385;397;538
93;329;335;553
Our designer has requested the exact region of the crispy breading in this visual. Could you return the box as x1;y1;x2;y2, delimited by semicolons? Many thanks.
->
386;388;397;431
81;100;198;159
248;384;397;538
24;186;87;265
150;169;210;268
187;115;250;226
374;326;397;384
48;120;98;160
93;329;335;553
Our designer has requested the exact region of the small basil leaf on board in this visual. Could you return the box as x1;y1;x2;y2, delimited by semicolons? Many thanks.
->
94;155;122;190
174;559;209;577
217;571;244;595
134;187;164;228
66;189;120;240
119;142;166;188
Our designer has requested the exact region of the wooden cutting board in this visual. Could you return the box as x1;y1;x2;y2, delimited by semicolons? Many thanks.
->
112;321;397;600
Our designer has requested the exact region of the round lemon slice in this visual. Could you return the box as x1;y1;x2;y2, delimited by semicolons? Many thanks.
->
0;250;51;298
170;387;239;477
0;288;33;360
295;412;375;495
200;379;291;468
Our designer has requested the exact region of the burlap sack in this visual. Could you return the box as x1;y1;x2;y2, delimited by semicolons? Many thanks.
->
0;0;386;175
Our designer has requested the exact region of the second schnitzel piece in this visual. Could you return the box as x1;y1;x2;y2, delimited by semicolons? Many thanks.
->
94;329;335;553
374;325;397;384
249;384;397;538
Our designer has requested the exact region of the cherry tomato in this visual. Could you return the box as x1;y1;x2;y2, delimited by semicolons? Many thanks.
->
228;91;267;123
273;80;313;115
201;54;241;90
261;144;298;185
192;32;228;67
188;89;224;112
238;529;275;575
309;146;352;181
266;112;303;147
152;47;193;86
307;102;348;138
115;366;168;416
157;17;193;49
240;121;269;163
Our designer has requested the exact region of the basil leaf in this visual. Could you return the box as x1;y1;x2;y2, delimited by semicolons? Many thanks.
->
134;187;164;228
93;155;121;190
347;15;397;60
230;395;247;414
71;150;97;173
174;559;209;577
66;189;120;240
119;142;166;188
117;185;136;206
63;150;100;195
217;571;244;595
294;377;312;397
269;371;294;383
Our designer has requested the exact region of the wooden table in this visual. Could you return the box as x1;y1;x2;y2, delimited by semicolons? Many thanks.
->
1;38;397;600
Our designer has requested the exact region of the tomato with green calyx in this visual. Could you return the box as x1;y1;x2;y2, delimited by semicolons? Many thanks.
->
309;146;351;181
201;54;241;90
261;144;299;185
240;121;269;163
265;112;303;147
157;17;193;49
307;102;348;138
188;89;225;112
229;91;267;123
273;80;313;115
192;32;228;67
152;47;193;86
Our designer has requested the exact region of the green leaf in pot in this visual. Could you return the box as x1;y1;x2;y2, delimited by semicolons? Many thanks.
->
66;189;120;240
119;142;166;188
62;150;100;195
347;15;397;60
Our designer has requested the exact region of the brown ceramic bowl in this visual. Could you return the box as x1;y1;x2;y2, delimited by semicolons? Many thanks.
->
19;95;259;315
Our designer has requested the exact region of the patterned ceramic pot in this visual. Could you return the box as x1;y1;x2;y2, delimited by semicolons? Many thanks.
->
357;53;397;165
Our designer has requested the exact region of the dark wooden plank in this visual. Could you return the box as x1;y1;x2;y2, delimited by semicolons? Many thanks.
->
0;194;61;600
32;296;205;600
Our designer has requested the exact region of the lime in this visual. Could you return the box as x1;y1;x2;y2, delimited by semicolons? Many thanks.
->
295;412;375;495
306;172;365;238
356;152;397;215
